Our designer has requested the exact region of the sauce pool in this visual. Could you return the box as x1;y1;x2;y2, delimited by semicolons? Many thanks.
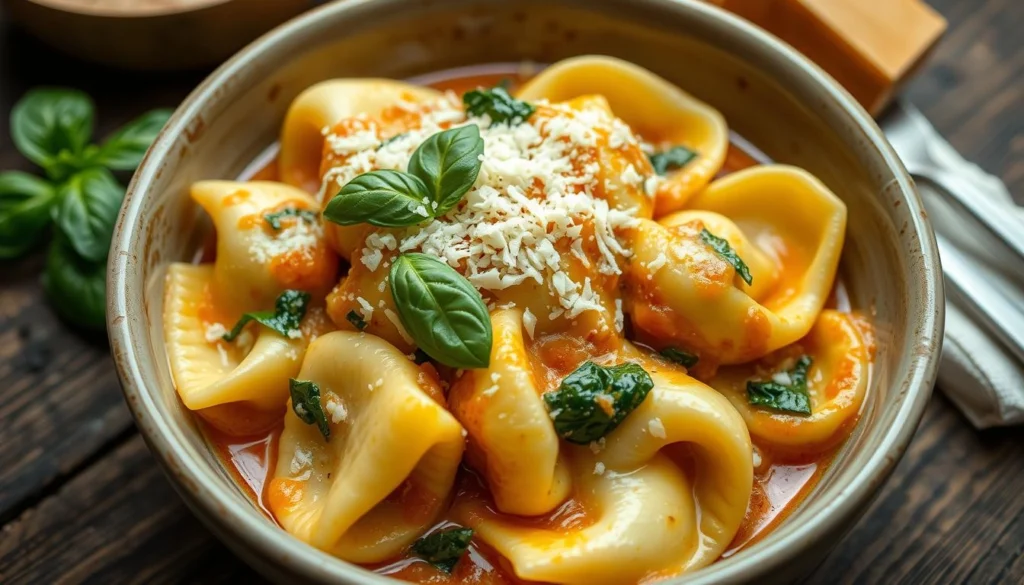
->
197;63;860;584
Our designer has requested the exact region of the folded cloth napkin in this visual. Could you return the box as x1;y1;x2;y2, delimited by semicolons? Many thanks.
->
883;106;1024;428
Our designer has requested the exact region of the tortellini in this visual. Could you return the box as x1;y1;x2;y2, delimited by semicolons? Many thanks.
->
268;331;465;562
624;165;847;369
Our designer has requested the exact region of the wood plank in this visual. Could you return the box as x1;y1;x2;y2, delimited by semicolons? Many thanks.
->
0;435;266;584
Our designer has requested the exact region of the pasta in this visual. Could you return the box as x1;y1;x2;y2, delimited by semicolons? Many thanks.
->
163;54;873;583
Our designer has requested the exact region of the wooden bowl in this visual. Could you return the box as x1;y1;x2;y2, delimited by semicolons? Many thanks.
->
108;0;943;583
3;0;314;70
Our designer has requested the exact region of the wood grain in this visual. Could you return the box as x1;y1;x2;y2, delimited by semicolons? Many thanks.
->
0;0;1022;583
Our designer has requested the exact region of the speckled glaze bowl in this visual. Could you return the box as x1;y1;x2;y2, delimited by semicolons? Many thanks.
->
108;0;943;583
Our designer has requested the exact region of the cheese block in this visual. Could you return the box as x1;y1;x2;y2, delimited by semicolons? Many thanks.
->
706;0;947;115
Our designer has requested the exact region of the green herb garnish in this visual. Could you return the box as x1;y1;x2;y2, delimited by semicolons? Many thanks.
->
377;132;407;150
289;379;331;440
2;88;170;330
223;290;310;342
649;145;697;175
411;527;474;573
346;309;367;330
700;228;753;285
463;86;535;126
324;126;483;228
747;355;814;416
543;361;654;444
388;253;492;369
660;347;699;368
263;208;319;230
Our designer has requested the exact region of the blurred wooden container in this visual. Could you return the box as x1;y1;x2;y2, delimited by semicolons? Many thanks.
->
3;0;314;70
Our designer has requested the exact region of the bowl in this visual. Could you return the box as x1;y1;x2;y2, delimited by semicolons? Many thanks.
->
107;0;943;583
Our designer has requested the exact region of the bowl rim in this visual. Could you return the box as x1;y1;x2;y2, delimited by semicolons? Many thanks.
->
108;0;943;582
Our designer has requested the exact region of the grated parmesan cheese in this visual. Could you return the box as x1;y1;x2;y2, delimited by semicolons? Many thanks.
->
648;418;667;439
593;461;606;476
204;322;227;343
249;216;323;264
522;307;537;339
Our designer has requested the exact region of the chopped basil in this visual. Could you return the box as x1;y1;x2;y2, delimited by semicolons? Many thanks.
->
345;310;367;330
411;527;474;573
223;289;310;341
389;253;492;369
543;361;654;444
263;208;319;230
649;145;697;175
660;347;699;368
463;86;535;126
700;228;753;286
289;379;330;440
747;355;813;416
377;132;407;150
407;125;484;215
413;348;432;364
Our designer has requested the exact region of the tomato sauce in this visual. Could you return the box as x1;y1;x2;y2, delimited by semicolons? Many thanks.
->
195;63;865;585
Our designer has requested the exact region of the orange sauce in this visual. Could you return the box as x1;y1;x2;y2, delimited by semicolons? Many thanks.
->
196;64;866;585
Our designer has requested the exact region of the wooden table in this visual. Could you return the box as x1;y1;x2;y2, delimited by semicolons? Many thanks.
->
1;1;1021;583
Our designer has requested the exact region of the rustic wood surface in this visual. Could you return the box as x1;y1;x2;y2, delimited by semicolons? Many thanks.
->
0;0;1021;583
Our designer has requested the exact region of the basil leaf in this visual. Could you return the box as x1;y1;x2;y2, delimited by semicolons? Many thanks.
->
411;527;473;573
0;171;58;259
407;126;484;215
264;208;319;230
289;379;330;440
463;86;535;125
223;290;310;341
11;88;94;175
543;361;654;444
700;228;753;286
91;109;172;170
747;355;813;416
323;170;432;227
345;310;367;330
660;347;699;368
55;168;124;263
378;132;407;150
649;145;697;175
388;253;492;369
42;234;106;330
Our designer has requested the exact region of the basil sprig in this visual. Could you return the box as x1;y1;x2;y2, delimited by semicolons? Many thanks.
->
463;86;535;125
323;125;483;228
345;310;367;330
264;207;319;230
660;347;699;368
223;290;310;342
700;228;753;286
411;527;474;573
747;355;814;416
2;87;171;330
289;379;331;440
389;253;492;369
649;145;697;175
544;361;654;444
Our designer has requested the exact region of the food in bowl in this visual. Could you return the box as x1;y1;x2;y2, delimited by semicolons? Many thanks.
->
161;55;873;584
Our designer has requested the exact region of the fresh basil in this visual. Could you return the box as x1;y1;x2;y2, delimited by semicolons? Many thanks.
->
323;170;432;228
747;355;814;416
264;207;319;230
411;527;474;573
345;310;367;330
11;88;94;177
42;234;106;330
223;290;310;342
463;86;535;125
55;167;124;262
0;171;58;259
649;145;697;175
289;379;331;440
660;347;699;368
543;361;654;444
407;125;484;215
377;132;407;150
388;253;492;369
91;109;172;170
700;228;753;286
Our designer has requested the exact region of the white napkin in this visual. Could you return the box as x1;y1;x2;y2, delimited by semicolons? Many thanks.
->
884;110;1024;428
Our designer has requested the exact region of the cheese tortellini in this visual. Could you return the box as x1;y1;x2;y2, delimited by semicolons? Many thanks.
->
163;55;871;585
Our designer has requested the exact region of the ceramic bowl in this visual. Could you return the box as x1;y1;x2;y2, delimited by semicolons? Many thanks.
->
108;0;943;583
